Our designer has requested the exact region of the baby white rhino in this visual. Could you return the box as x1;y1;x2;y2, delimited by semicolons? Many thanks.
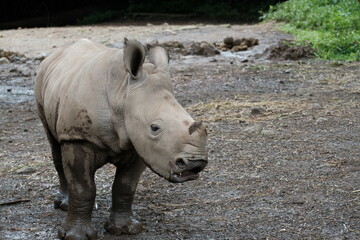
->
35;38;208;239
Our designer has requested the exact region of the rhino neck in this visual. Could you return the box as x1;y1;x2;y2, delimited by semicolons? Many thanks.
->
106;51;133;153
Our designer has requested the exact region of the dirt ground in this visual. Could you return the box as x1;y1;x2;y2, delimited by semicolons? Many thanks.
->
0;22;359;240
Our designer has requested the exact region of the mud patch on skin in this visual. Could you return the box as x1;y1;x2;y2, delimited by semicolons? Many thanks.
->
64;126;89;139
63;110;93;138
76;109;92;130
54;99;60;134
69;144;93;187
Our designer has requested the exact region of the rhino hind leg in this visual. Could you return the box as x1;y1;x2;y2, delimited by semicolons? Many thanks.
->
38;106;69;211
104;154;145;235
48;135;69;211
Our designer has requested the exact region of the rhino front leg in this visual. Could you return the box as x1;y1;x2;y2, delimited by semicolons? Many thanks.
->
58;142;98;240
105;154;146;235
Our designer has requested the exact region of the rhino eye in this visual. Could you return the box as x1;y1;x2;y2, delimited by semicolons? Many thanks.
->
150;124;161;135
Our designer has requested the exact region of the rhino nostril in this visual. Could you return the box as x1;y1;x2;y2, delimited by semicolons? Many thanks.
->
194;160;207;172
176;158;186;168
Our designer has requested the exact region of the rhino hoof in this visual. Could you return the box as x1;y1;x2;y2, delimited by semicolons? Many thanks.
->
54;193;69;211
104;216;143;235
58;223;97;240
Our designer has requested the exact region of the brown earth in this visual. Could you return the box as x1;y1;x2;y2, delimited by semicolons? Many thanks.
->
0;22;359;240
258;40;315;61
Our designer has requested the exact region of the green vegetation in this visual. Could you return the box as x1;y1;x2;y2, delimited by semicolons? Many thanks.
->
74;1;284;26
262;0;360;61
76;10;120;25
127;0;283;21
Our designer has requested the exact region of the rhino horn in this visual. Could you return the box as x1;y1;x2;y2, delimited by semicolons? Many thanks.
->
189;121;206;135
124;38;146;79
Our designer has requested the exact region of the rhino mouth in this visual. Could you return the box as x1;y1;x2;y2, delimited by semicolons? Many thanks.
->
169;159;207;183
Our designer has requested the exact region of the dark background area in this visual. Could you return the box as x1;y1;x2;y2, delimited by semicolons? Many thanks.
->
0;0;285;29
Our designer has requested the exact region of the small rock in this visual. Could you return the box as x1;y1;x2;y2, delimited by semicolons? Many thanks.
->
311;103;322;109
244;124;263;134
261;129;276;137
0;57;10;64
11;56;24;62
221;44;232;50
316;117;328;123
35;53;48;61
250;108;265;116
324;110;332;115
233;38;242;46
25;117;36;121
223;37;234;46
16;166;36;174
184;42;220;56
12;65;33;76
231;45;248;52
250;38;259;46
178;25;199;31
219;24;231;28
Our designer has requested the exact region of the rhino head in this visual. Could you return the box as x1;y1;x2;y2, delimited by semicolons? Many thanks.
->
122;39;208;183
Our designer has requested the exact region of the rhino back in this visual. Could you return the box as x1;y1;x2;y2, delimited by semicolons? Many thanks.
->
35;39;128;152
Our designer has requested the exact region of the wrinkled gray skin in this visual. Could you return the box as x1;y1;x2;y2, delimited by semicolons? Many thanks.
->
35;38;208;240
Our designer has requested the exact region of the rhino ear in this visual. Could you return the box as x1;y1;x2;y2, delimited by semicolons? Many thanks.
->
146;44;169;70
124;38;146;79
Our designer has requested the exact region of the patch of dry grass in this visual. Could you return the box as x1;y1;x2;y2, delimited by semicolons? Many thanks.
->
187;95;309;123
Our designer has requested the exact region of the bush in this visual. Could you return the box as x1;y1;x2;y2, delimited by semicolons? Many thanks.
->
127;0;285;21
77;10;120;25
262;0;360;61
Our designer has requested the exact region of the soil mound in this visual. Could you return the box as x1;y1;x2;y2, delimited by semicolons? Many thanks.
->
157;37;260;57
260;40;315;60
0;49;25;62
215;36;259;52
160;41;220;57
